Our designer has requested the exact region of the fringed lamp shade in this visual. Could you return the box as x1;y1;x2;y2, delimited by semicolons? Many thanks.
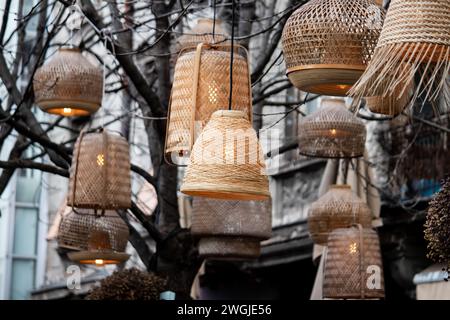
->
351;0;450;106
308;185;372;245
177;18;228;51
165;45;252;164
67;130;131;210
281;0;384;96
298;98;366;158
58;209;130;265
33;48;103;116
181;110;270;200
324;226;385;299
192;198;272;260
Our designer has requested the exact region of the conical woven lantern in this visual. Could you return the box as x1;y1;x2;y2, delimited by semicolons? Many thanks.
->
165;45;252;164
181;110;270;200
308;185;372;245
67;130;131;210
281;0;385;96
192;198;272;260
351;0;450;105
33;48;103;116
298;98;366;158
324;225;385;299
58;208;130;265
177;18;228;51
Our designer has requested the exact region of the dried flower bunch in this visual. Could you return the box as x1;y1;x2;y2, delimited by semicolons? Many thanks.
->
424;177;450;263
86;268;167;300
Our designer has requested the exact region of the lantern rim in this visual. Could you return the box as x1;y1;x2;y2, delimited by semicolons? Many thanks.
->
198;236;261;260
68;250;130;265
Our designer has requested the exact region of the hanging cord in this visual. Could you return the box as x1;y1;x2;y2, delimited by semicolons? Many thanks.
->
100;29;115;129
228;0;236;111
212;0;217;43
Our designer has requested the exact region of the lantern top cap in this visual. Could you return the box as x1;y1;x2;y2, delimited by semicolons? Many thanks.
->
211;109;247;120
330;184;351;189
321;97;346;109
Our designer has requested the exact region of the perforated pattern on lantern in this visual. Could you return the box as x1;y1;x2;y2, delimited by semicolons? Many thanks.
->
181;110;270;200
323;226;385;299
298;98;366;158
57;209;129;252
177;19;228;51
192;198;272;259
165;48;252;159
33;48;103;116
281;0;384;95
308;185;372;245
67;131;131;210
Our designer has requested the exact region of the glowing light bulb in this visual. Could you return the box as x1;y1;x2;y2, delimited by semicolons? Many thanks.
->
63;107;72;114
330;128;337;135
96;154;105;166
349;242;358;254
337;84;350;90
95;259;104;266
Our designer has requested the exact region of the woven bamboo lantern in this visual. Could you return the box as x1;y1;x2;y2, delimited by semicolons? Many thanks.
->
281;0;385;96
58;208;130;265
177;18;228;51
308;185;372;245
181;110;270;200
298;98;366;158
192;198;272;260
165;44;252;165
67;130;131;210
351;0;450;106
33;48;103;116
323;225;385;299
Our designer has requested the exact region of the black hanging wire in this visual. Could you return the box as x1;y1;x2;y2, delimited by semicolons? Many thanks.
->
228;0;236;111
212;0;217;43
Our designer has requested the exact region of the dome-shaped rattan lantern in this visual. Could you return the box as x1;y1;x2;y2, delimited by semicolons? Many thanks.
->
58;208;130;265
308;185;372;245
33;47;103;116
67;130;131;210
181;110;270;200
351;0;450;106
281;0;385;96
165;45;252;165
177;18;228;51
298;98;366;158
323;225;385;299
192;198;272;260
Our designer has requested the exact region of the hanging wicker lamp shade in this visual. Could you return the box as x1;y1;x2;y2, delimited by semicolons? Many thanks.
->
351;0;450;106
308;185;372;245
58;208;130;265
177;18;228;51
165;44;252;165
298;98;366;158
181;110;270;200
281;0;385;96
33;48;103;116
67;130;131;210
324;225;385;299
192;198;272;260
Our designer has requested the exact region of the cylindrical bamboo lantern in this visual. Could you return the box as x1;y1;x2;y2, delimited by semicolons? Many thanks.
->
67;130;131;210
177;18;228;51
165;45;252;164
323;226;385;299
58;209;130;265
192;198;272;260
308;185;372;245
351;0;450;106
298;98;366;158
181;110;270;200
33;48;103;116
281;0;385;96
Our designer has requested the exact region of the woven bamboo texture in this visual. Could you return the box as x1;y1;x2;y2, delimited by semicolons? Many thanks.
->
351;0;450;107
323;226;385;299
181;110;270;200
58;208;129;253
282;0;384;96
308;185;372;245
165;47;252;160
177;18;228;51
67;130;131;210
33;48;103;116
198;237;262;260
298;98;366;158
